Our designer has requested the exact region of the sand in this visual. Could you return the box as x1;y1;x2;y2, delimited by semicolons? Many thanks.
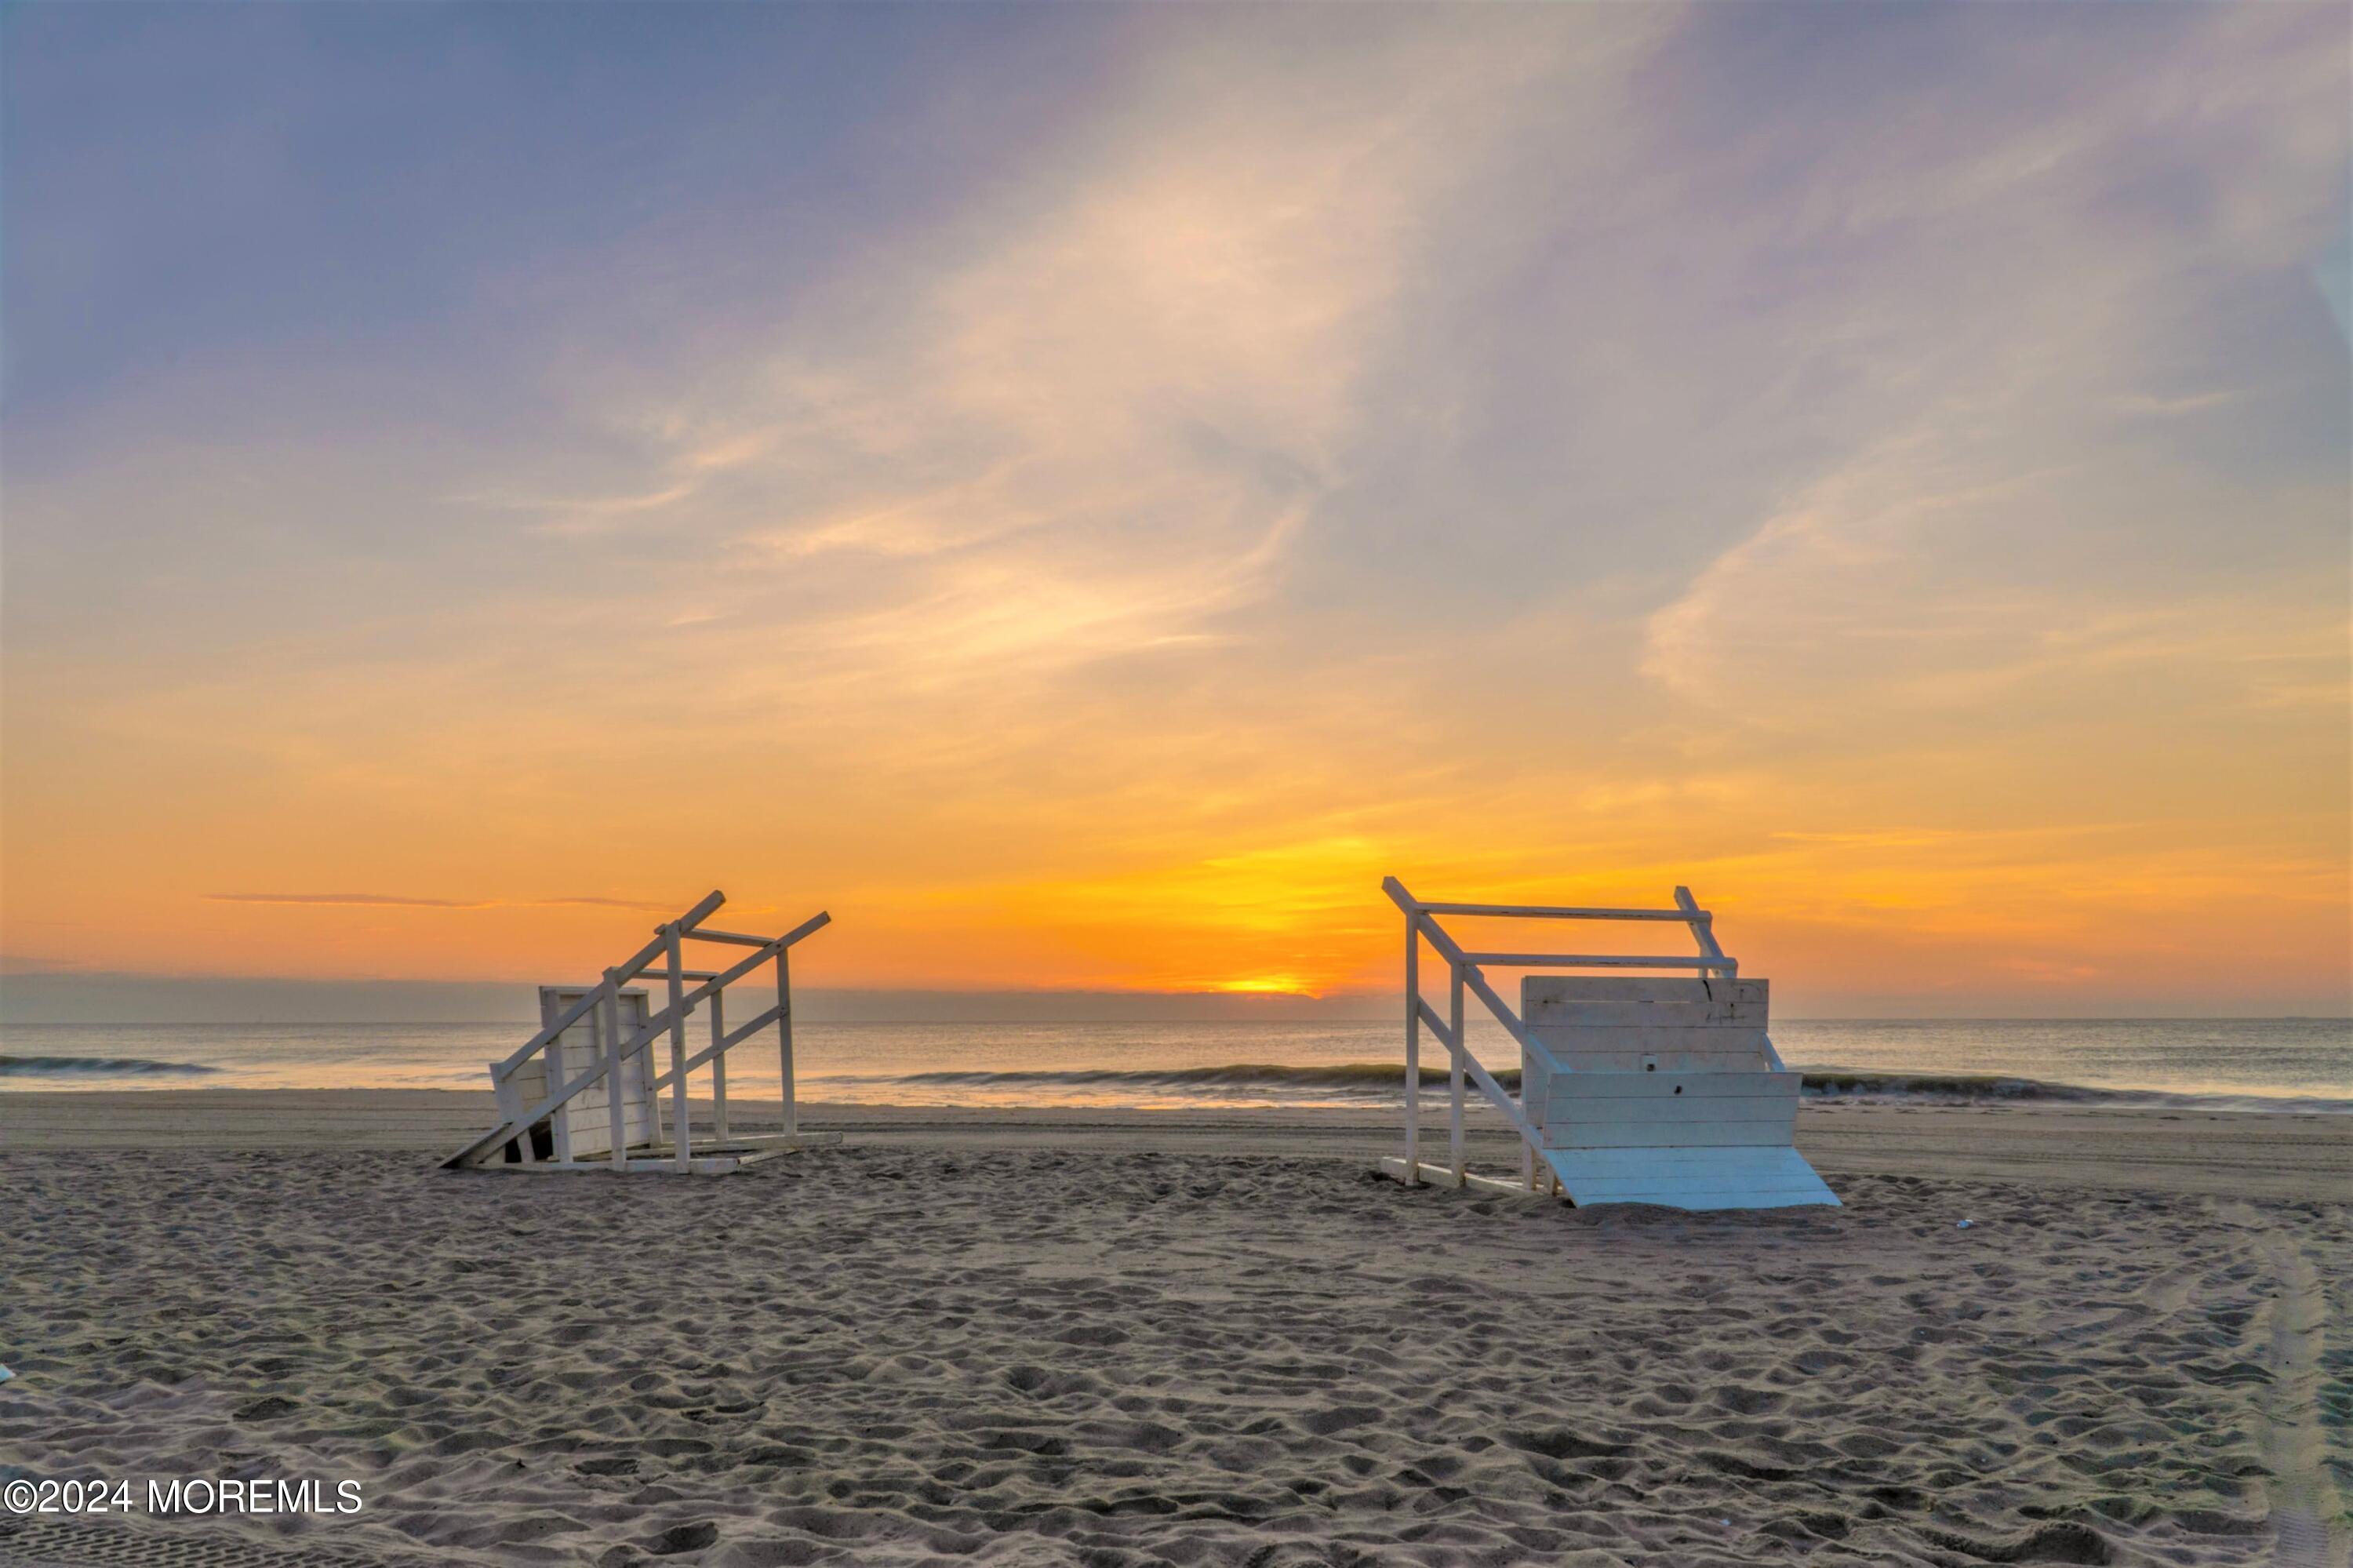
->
2;1095;2347;1567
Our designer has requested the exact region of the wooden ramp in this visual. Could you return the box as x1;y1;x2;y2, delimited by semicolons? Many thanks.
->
1378;878;1838;1212
1538;1147;1836;1210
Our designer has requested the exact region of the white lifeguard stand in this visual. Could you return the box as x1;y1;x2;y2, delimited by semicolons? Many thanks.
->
442;890;842;1175
1378;877;1837;1210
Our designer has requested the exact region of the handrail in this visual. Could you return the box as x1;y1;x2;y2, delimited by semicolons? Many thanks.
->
1413;995;1456;1050
677;926;778;947
648;1001;785;1093
490;889;725;1078
614;911;831;1060
1413;977;1539;1144
1413;901;1703;922
1384;882;1562;1074
1457;951;1733;970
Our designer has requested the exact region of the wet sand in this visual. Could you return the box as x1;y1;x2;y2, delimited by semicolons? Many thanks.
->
2;1094;2346;1566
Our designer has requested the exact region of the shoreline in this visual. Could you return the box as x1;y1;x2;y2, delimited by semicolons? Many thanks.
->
5;1088;2349;1202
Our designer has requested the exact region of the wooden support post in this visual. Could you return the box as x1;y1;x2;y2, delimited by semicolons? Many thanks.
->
540;1028;569;1163
1402;911;1421;1185
601;975;626;1170
710;988;729;1147
490;1064;527;1165
776;949;797;1140
1448;961;1466;1187
666;925;690;1172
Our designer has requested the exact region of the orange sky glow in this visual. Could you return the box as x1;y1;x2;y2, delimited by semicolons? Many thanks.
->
4;4;2347;1018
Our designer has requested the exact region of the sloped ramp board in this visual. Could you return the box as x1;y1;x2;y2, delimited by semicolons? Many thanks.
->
1541;1145;1838;1210
1522;975;1838;1210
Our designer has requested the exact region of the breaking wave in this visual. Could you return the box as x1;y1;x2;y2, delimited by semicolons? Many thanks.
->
0;1054;223;1079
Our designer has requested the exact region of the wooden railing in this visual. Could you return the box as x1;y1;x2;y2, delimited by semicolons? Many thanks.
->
442;890;829;1172
1381;876;1769;1190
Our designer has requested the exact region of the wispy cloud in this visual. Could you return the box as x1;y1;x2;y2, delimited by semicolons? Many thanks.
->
3;4;2344;1010
203;893;679;911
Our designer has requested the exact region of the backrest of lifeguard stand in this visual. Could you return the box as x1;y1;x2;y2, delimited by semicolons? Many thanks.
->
496;988;655;1159
1520;977;1773;1126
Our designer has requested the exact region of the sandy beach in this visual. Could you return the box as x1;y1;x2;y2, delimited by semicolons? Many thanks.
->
1;1096;2345;1567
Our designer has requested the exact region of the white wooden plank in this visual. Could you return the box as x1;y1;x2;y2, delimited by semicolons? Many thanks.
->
712;1131;843;1149
776;948;797;1140
1523;977;1769;1025
1561;1167;1835;1194
1551;1071;1800;1101
1526;1023;1771;1049
1583;1188;1834;1210
1525;998;1767;1028
542;1030;570;1163
1406;901;1697;921
601;980;627;1168
1546;1076;1798;1126
665;924;690;1173
1403;911;1420;1181
1461;951;1733;971
1545;1146;1825;1175
1546;1116;1798;1149
1447;962;1466;1185
1525;975;1768;1005
709;988;729;1145
1540;1145;1839;1210
1531;1053;1772;1075
1377;1157;1536;1198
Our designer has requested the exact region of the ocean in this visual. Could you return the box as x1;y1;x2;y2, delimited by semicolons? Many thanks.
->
2;1017;2347;1113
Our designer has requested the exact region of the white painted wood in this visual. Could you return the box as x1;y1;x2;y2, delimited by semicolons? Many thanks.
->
444;897;832;1174
1384;880;1566;1075
1409;902;1699;921
1552;1096;1798;1128
1448;962;1466;1186
665;925;690;1173
1377;1158;1544;1199
1524;1021;1772;1049
678;926;776;947
538;986;653;1159
1523;977;1769;1022
649;1002;786;1093
709;988;729;1146
1380;877;1836;1210
1543;1144;1825;1173
1413;995;1457;1052
715;1131;844;1150
1541;1145;1838;1209
1547;1117;1800;1150
1672;883;1740;982
1529;1050;1773;1076
491;1058;533;1163
490;890;724;1079
614;912;830;1061
1551;1071;1798;1101
776;948;796;1140
601;977;626;1170
1402;911;1420;1184
1462;951;1733;971
540;1029;569;1163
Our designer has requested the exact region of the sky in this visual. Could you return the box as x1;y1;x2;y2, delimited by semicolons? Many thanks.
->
3;2;2348;1020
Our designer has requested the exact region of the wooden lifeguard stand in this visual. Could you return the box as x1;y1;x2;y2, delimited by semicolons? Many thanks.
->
1378;878;1837;1210
441;891;841;1175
